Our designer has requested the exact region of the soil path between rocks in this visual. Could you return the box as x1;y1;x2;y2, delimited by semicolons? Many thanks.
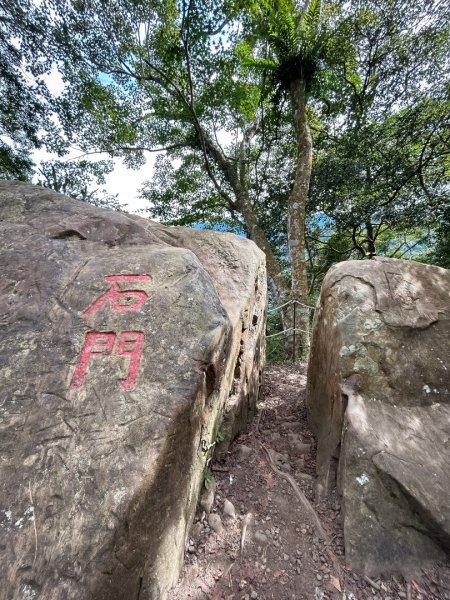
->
169;364;450;600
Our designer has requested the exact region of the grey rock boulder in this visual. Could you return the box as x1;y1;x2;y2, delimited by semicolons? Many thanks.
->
0;181;266;600
307;257;450;576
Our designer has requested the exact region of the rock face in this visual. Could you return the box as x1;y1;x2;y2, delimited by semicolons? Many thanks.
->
307;258;450;577
0;181;266;599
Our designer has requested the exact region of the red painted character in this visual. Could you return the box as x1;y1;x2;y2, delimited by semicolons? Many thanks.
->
70;331;144;390
116;331;145;390
83;274;152;316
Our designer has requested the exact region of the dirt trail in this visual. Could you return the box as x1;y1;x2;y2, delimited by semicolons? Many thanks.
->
169;364;450;600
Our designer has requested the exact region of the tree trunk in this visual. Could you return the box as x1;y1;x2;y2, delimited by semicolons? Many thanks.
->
196;128;292;334
365;221;377;258
237;193;285;299
239;197;294;356
289;78;312;359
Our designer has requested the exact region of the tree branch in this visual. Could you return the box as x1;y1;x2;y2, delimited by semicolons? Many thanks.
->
65;144;189;161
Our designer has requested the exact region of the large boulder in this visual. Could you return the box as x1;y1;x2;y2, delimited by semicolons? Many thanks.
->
307;258;450;577
0;181;266;599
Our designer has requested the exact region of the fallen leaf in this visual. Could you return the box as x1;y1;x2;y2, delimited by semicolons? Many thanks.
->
330;575;342;592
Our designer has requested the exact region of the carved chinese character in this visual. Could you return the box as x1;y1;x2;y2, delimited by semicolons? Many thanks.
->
71;274;151;390
70;332;116;389
70;331;145;390
116;331;145;390
83;274;152;316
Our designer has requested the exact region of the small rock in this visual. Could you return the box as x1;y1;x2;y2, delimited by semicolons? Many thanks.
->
316;574;323;581
239;579;247;590
223;499;236;519
254;531;268;544
191;521;203;539
296;443;312;454
236;444;252;460
283;553;289;561
208;513;223;534
251;591;258;599
199;477;216;514
294;458;305;469
282;421;298;429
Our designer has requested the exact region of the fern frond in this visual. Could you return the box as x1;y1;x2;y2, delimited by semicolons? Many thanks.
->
242;56;278;71
300;0;322;42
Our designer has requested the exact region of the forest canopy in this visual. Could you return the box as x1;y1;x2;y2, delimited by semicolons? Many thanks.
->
1;0;449;353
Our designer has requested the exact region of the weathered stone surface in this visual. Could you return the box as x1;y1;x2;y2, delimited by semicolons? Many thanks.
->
307;258;450;576
0;181;266;599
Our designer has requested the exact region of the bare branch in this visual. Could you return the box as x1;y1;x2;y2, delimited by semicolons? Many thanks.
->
64;144;189;161
352;226;366;257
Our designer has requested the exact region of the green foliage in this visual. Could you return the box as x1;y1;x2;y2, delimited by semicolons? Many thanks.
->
140;153;242;231
2;0;448;312
0;0;64;178
0;143;34;181
307;0;450;261
430;208;450;269
203;471;213;490
215;430;225;444
47;0;253;161
266;308;287;364
239;0;327;96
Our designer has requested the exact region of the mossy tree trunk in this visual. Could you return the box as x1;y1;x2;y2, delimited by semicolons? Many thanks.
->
288;78;312;358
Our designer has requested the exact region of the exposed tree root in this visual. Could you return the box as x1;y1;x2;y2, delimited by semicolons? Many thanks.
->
259;442;326;540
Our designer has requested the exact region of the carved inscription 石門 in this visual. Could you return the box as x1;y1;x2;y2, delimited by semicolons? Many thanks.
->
71;275;151;390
